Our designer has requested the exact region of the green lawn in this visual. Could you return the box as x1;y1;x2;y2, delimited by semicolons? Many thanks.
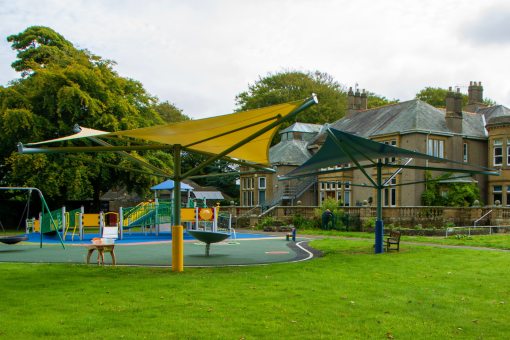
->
1;238;509;339
299;229;510;250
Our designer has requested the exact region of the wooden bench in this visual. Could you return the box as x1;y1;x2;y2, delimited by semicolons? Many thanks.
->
386;230;401;252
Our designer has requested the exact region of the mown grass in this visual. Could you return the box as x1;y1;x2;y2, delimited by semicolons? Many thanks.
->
403;233;510;249
299;229;510;250
1;238;509;339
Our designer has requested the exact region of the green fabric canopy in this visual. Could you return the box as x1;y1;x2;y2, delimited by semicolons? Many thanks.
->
284;127;498;180
282;127;499;254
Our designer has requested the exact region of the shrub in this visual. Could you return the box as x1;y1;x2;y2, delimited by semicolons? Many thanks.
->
316;198;346;230
257;216;276;229
363;217;376;229
292;214;320;229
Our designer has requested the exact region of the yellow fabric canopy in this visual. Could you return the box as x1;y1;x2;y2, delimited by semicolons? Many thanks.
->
113;100;302;165
27;127;109;146
25;99;309;166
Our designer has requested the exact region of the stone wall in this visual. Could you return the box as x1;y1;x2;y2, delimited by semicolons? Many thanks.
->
224;205;510;228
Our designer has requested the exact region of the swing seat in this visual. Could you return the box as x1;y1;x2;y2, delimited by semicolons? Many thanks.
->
0;235;28;245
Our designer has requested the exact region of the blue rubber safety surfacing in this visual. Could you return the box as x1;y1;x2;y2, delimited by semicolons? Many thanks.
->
24;231;274;244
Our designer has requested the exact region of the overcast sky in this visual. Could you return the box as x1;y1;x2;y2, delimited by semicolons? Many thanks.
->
1;0;510;119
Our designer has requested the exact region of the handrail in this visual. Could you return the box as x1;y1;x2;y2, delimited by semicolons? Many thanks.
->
237;205;261;219
471;209;493;236
474;209;492;227
445;209;494;237
258;205;279;218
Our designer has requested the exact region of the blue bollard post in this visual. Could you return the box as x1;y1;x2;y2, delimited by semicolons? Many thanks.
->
291;227;296;242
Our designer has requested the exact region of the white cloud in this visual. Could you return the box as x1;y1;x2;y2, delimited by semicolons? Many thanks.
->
461;5;510;45
1;0;510;119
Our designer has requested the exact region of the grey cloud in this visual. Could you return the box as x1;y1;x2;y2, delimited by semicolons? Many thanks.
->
461;6;510;45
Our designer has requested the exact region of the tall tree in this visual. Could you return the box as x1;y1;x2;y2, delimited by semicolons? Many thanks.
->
235;70;347;124
0;26;175;207
366;92;398;109
415;87;464;108
416;87;496;108
154;101;191;123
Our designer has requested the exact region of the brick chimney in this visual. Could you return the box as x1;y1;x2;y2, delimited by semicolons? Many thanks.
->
360;89;368;110
347;87;355;114
466;81;485;112
346;87;368;117
354;88;361;109
445;87;463;133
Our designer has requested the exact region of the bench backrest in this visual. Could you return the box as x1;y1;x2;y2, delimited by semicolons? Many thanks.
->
389;230;401;240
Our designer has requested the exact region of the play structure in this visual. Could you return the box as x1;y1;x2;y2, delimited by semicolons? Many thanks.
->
0;187;64;248
16;197;234;246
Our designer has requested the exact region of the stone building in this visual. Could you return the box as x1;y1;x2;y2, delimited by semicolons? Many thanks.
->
239;82;510;208
239;122;322;207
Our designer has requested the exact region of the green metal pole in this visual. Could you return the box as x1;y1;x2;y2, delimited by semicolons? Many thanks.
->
18;143;180;154
40;202;43;248
375;160;384;254
173;145;182;227
0;187;65;249
38;190;65;249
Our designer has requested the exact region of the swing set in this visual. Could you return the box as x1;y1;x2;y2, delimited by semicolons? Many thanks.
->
0;187;65;248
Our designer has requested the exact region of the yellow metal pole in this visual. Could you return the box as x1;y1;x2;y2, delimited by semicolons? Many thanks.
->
172;145;184;272
172;225;184;272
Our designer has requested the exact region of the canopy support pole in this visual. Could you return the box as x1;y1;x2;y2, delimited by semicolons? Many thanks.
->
375;160;384;254
172;145;184;272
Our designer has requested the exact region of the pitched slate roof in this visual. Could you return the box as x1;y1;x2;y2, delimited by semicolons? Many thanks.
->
193;191;224;200
269;139;312;165
280;122;323;134
330;99;451;137
461;112;486;138
476;105;510;122
326;99;510;140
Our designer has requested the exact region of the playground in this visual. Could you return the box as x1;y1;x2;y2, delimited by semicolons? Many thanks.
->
0;233;314;266
0;186;314;266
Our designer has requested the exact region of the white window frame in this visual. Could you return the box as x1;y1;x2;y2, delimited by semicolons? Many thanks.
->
344;191;351;207
384;140;397;163
494;139;503;166
494;185;503;205
463;143;468;163
428;139;444;158
384;178;397;207
507;143;510;166
258;176;266;189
